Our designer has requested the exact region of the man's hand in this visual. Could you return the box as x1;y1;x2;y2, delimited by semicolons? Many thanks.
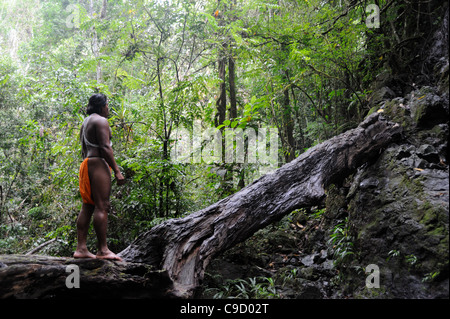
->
115;171;126;186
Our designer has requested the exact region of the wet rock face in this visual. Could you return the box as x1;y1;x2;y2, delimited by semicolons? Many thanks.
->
346;145;448;298
338;85;449;298
409;87;449;129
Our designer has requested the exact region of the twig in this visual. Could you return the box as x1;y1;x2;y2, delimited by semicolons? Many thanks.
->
25;238;57;255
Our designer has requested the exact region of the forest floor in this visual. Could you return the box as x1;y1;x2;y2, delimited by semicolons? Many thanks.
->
200;208;346;299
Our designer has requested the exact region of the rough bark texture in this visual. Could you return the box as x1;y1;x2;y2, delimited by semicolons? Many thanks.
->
118;112;403;298
0;254;174;299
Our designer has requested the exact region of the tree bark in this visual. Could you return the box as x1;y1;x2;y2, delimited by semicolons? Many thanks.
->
0;254;174;299
229;56;237;120
214;0;227;128
89;0;107;83
282;73;295;162
119;112;402;298
215;54;227;127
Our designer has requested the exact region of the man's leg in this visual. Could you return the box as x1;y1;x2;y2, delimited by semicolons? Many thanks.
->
74;203;96;258
88;157;122;261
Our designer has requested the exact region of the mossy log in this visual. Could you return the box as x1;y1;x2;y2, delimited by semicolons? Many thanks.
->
0;254;174;299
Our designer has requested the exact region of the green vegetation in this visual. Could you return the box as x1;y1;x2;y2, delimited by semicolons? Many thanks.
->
328;217;354;267
205;276;279;299
1;0;386;255
1;0;437;260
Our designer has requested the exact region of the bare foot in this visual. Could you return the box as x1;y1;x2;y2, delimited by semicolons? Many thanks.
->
73;249;96;259
96;250;123;261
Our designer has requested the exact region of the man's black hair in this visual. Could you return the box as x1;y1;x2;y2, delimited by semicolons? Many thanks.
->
86;93;107;115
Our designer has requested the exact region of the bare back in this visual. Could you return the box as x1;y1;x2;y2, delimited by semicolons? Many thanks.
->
81;114;112;159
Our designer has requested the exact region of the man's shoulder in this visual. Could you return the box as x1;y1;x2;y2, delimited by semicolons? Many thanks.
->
90;114;109;126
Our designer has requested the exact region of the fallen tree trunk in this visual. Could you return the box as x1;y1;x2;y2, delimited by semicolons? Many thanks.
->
119;112;403;298
0;254;174;298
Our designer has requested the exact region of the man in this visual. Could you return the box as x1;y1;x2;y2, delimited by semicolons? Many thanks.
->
74;93;125;260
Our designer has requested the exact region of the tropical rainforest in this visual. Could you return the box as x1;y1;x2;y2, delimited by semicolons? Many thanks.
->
0;0;448;299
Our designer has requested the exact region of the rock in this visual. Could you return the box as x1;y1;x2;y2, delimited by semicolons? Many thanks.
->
319;249;328;261
300;254;315;267
336;115;449;298
320;260;334;271
300;267;318;280
321;63;449;299
409;87;448;128
394;145;414;160
359;177;380;190
295;282;323;299
370;86;397;106
417;144;440;163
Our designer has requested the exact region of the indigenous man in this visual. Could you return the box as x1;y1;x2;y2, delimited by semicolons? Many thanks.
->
74;93;125;260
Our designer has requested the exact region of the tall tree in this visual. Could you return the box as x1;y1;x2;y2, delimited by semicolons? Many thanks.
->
214;0;227;128
89;0;108;83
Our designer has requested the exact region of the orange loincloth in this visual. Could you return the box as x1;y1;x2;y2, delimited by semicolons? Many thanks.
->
79;158;95;205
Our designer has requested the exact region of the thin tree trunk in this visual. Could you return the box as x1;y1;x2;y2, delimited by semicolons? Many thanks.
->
282;75;295;162
229;56;237;120
215;54;227;127
90;0;107;83
215;0;227;127
156;57;170;218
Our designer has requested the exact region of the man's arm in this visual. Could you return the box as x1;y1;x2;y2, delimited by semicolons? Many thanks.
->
80;123;87;159
95;117;125;185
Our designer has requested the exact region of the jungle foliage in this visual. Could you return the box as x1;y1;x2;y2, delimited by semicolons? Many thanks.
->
0;0;440;256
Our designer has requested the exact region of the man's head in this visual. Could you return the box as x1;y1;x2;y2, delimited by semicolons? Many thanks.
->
86;93;108;117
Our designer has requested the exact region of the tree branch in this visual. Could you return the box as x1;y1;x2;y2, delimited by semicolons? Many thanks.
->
25;238;57;255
